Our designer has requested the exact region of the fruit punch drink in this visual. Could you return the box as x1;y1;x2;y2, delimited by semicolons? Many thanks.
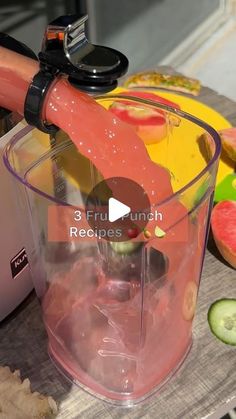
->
4;89;221;404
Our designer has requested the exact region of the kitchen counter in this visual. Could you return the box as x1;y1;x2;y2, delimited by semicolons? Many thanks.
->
0;70;236;419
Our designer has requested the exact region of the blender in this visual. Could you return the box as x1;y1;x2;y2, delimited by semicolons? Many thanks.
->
1;15;221;405
0;34;37;321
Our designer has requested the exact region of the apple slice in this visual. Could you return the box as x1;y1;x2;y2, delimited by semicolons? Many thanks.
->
109;90;180;144
219;128;236;162
198;128;236;163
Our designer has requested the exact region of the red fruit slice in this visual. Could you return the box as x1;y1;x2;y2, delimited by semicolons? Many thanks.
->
125;90;180;107
110;102;166;125
109;90;180;144
211;201;236;269
182;281;198;321
219;128;236;162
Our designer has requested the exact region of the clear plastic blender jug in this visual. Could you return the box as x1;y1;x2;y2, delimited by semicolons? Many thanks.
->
4;96;221;405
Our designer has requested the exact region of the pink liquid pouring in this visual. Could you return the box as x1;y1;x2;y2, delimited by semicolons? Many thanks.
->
0;46;208;402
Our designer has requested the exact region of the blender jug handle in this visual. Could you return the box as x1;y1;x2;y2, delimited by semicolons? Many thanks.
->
24;14;129;134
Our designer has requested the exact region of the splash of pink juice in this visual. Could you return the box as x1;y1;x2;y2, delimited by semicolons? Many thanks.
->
0;46;173;201
0;46;202;402
44;77;174;202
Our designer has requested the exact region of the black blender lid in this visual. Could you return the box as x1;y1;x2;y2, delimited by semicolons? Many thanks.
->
39;14;129;94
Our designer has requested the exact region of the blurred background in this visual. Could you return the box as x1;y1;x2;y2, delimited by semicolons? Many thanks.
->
2;0;236;99
0;0;221;70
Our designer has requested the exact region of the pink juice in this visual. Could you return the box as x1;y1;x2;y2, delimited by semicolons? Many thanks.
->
42;206;207;401
0;46;208;402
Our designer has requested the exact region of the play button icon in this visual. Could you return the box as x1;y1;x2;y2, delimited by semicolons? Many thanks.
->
86;176;151;242
108;198;131;222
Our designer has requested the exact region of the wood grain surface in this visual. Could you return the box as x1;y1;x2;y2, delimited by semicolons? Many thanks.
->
0;68;236;419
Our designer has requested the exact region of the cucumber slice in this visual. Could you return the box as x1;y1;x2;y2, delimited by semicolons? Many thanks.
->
110;241;141;255
208;299;236;346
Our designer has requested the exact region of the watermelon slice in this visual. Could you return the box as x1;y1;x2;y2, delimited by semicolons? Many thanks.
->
109;90;180;145
211;201;236;269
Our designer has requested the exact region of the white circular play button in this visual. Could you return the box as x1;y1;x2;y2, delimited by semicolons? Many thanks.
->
86;176;151;242
108;198;131;223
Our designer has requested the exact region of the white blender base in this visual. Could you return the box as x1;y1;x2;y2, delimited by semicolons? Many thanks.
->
0;265;32;321
0;123;33;321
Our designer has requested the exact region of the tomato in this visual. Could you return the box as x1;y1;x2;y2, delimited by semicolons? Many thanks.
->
127;227;140;239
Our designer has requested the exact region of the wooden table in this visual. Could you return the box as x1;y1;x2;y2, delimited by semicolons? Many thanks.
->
0;70;236;419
